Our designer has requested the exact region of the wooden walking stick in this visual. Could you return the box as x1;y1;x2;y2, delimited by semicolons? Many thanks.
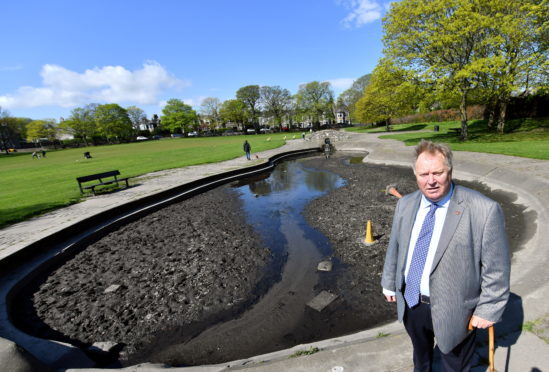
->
468;318;495;372
488;325;495;372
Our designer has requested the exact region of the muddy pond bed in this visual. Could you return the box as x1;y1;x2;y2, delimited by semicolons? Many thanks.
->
12;153;529;367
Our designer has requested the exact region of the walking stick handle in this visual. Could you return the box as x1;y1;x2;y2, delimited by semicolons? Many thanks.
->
467;317;495;372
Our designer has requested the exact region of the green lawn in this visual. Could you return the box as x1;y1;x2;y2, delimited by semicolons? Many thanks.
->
2;118;548;228
348;118;549;160
0;133;290;228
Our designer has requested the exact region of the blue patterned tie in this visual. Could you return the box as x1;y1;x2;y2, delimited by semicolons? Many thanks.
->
404;203;438;308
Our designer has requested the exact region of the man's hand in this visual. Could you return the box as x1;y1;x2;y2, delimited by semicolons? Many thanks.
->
384;294;396;302
470;315;494;329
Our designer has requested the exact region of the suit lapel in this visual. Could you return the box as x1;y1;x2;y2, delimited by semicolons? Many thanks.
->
430;185;465;274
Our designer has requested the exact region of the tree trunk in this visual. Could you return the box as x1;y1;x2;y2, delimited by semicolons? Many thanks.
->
496;98;508;134
487;99;498;129
459;89;469;140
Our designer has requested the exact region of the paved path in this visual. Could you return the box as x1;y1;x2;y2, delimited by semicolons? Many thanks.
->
2;131;549;372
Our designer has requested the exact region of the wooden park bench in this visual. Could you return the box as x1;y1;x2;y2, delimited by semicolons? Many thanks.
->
448;127;462;136
76;170;131;195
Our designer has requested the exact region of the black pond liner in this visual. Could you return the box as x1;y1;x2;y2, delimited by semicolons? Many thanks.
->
2;147;320;369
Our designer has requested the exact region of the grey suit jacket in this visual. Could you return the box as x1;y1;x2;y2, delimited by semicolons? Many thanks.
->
381;184;510;353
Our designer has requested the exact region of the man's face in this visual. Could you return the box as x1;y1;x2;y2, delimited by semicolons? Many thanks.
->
415;151;452;202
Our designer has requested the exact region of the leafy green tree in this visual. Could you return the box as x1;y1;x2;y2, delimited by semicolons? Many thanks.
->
295;81;334;130
236;85;261;131
11;116;32;142
161;99;198;135
219;99;248;127
384;0;492;139
60;104;98;146
26;119;59;146
337;74;371;122
0;107;13;154
260;86;293;130
355;58;420;129
383;0;547;138
476;0;547;133
95;104;133;142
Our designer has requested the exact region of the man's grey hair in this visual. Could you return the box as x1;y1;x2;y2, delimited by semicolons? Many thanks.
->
413;140;453;173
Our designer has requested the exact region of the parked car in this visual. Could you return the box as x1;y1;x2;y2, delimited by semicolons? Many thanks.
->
188;131;198;137
136;136;149;141
171;133;183;138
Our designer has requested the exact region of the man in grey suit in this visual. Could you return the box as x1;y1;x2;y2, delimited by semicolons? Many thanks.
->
381;140;510;371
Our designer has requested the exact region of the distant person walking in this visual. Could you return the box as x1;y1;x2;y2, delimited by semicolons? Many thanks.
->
32;151;38;159
243;140;251;160
42;150;46;158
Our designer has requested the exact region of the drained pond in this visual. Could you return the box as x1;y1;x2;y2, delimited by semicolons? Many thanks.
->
12;153;531;367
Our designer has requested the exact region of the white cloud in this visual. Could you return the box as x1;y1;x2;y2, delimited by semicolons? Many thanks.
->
0;61;189;109
325;78;355;90
337;0;383;28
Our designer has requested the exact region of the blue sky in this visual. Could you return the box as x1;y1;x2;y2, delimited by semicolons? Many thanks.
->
1;0;390;120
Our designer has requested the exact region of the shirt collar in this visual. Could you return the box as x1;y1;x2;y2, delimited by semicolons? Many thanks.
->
421;182;454;207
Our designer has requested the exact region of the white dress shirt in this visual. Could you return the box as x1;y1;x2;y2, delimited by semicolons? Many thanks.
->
404;195;450;296
383;184;453;298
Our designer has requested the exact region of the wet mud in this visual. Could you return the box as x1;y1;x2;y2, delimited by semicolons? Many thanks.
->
13;153;528;367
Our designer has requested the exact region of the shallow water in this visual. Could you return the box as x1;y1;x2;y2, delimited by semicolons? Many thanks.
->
149;160;351;365
236;160;346;257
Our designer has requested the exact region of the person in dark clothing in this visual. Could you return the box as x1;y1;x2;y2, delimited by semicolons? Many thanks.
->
243;140;251;160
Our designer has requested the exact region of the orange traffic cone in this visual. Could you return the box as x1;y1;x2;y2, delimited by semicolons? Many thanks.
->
386;184;403;198
364;220;377;245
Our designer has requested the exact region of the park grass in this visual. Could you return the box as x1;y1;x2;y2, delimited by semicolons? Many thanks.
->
0;133;290;228
348;118;549;160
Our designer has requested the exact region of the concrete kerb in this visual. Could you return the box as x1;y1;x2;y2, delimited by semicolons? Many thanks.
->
1;131;549;371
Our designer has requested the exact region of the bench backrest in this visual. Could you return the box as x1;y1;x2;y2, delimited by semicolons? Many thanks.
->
77;170;120;183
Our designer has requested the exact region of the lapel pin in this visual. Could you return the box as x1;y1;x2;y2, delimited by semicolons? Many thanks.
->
454;211;461;215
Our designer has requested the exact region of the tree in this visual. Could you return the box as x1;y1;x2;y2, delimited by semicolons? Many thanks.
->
161;99;198;135
260;86;293;130
476;0;547;133
0;107;13;154
59;104;98;146
295;81;334;130
383;0;493;139
383;0;547;138
219;99;248;127
95;104;133;142
355;58;420;129
26;119;59;147
337;74;371;122
199;97;222;130
236;85;261;131
126;106;147;133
